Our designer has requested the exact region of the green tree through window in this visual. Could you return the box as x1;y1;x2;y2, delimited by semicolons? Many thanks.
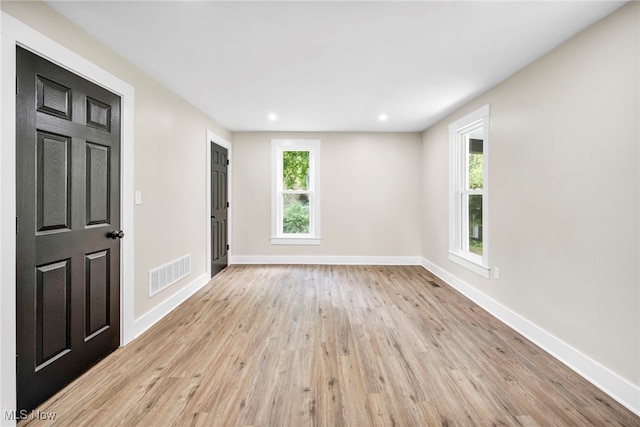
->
283;151;309;190
468;150;483;255
468;152;483;190
282;151;310;233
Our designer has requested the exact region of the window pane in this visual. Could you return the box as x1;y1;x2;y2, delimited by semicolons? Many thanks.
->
283;193;310;234
468;194;483;255
283;151;309;190
467;135;483;190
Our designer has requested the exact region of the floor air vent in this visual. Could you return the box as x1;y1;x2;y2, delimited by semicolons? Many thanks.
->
149;254;191;297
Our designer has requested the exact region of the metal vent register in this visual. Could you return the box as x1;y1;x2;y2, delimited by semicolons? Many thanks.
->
149;254;191;296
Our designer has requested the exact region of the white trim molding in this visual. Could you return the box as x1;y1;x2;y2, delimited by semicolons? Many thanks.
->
230;255;422;265
133;273;210;339
420;257;640;417
1;12;135;423
270;238;321;246
206;130;232;279
448;250;491;278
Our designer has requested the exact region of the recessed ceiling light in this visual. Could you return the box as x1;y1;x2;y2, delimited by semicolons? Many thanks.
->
378;113;388;122
268;113;278;121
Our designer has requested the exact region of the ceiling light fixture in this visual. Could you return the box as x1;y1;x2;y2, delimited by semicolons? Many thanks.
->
268;113;278;121
378;113;388;122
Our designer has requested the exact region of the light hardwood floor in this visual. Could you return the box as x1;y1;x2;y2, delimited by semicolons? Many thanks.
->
20;265;639;426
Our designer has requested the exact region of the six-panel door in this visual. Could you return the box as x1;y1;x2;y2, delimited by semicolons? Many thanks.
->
16;47;121;412
211;143;228;277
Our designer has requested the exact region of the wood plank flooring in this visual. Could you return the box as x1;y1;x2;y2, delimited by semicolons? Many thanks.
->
19;265;639;426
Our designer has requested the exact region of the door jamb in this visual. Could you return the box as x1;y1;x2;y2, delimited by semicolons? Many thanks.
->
1;12;135;422
206;130;232;279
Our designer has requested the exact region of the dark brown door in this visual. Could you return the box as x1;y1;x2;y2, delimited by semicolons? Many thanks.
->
211;143;228;276
16;47;121;412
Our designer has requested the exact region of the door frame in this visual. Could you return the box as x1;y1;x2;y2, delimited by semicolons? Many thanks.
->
1;12;135;421
206;130;232;278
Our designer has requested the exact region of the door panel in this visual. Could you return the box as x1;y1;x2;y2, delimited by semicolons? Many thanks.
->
211;144;228;276
36;132;72;232
85;250;110;338
86;97;111;131
86;142;111;225
36;75;72;119
36;260;71;367
16;47;121;412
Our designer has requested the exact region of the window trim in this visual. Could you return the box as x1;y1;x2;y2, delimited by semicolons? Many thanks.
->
271;139;321;245
448;105;490;278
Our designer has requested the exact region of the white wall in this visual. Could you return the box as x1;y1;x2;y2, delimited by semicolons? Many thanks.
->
421;1;639;391
231;132;422;261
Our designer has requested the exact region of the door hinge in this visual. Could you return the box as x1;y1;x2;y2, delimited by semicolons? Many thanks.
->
226;244;230;250
226;202;229;208
226;159;229;166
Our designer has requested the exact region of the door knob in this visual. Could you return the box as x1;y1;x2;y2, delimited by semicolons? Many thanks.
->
108;230;125;239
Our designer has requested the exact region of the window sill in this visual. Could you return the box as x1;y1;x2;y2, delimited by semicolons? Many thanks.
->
271;237;321;246
448;251;490;279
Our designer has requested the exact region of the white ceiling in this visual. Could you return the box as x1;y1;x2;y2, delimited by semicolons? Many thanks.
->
46;1;626;132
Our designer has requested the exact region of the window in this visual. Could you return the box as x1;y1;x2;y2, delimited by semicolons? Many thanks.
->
448;105;490;278
271;139;321;245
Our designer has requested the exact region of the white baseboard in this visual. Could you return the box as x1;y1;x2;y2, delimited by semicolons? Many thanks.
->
420;257;640;417
230;255;422;265
132;272;210;340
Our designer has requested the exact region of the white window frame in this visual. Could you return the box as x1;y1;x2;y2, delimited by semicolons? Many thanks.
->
271;139;321;245
448;105;490;278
